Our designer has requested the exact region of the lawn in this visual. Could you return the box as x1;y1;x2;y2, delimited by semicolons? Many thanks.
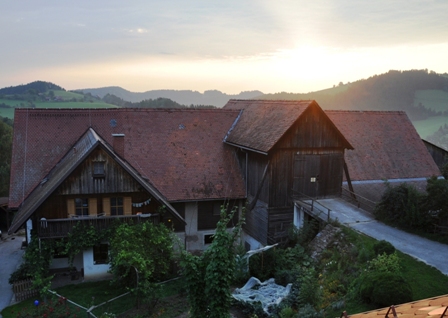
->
1;278;186;318
0;100;118;120
3;229;448;318
412;115;448;139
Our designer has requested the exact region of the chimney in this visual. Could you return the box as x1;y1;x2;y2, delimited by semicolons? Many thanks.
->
112;134;125;158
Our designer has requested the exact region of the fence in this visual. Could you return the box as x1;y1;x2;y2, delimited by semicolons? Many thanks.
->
13;279;38;302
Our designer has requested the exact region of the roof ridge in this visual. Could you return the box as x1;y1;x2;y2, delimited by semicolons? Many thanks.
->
325;110;407;114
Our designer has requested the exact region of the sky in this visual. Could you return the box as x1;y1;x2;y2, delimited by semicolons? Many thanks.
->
1;0;448;94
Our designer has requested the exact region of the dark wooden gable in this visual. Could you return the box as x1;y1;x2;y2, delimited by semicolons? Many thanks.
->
58;147;142;195
274;101;351;150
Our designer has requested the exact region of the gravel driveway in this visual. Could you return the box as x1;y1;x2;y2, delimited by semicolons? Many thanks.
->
0;234;24;318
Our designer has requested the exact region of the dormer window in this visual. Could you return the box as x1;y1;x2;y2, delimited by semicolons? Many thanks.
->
93;161;105;178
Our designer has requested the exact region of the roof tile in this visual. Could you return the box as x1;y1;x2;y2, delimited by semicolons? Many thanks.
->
9;108;246;208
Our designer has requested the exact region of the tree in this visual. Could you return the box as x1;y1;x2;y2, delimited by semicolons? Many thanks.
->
0;117;12;196
108;222;174;304
181;205;245;318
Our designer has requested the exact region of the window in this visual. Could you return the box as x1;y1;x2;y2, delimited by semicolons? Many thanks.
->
110;197;123;216
204;234;214;245
75;198;89;216
93;162;105;178
93;244;109;264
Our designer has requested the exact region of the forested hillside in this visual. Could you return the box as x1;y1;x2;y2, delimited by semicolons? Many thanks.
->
261;70;448;149
0;116;12;197
79;87;263;107
262;70;448;119
0;81;63;95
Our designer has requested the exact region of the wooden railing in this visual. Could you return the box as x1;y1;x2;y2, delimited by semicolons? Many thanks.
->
341;187;377;213
37;214;159;238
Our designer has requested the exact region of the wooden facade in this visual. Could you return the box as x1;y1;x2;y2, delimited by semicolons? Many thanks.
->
32;147;184;237
239;105;349;245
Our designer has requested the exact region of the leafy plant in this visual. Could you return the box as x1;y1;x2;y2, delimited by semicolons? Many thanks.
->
9;234;54;296
373;240;395;256
181;205;245;318
374;182;429;230
12;296;81;317
367;252;401;273
108;222;174;305
358;272;412;307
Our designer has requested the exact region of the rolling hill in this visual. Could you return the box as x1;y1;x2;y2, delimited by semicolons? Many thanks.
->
78;87;263;107
2;70;448;149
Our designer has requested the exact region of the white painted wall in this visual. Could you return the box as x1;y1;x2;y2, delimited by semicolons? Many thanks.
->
294;203;305;229
26;219;32;244
82;248;112;281
184;202;201;251
241;231;263;250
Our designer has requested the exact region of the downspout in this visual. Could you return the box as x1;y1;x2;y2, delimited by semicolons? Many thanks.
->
245;150;248;198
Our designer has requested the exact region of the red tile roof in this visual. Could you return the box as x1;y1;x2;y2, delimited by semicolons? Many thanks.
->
346;294;448;317
223;99;315;153
326;110;441;181
9;108;246;208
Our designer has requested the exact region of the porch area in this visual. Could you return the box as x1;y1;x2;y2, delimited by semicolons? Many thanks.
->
37;214;159;238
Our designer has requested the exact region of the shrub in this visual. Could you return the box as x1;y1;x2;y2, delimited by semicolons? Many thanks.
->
358;272;412;307
296;304;324;318
368;252;401;273
288;220;319;247
374;182;428;230
373;240;396;256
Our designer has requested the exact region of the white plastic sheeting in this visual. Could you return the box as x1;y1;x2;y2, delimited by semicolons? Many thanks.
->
232;277;292;315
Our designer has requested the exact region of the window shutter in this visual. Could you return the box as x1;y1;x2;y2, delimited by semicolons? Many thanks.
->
103;198;110;216
124;197;132;216
67;199;74;217
89;198;97;216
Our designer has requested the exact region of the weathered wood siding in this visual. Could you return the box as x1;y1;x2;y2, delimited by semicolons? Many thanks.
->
246;152;269;202
292;152;344;199
267;206;293;244
275;105;348;150
254;105;347;244
244;197;268;245
58;148;141;195
268;105;347;206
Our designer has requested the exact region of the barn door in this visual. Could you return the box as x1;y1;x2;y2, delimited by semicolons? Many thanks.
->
293;154;320;198
293;153;344;199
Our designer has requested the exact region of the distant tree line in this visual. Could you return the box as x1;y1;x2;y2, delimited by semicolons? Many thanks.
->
427;124;448;150
0;116;13;197
102;93;216;109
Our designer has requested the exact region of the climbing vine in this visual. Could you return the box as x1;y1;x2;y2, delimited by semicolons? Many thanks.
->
63;222;114;268
181;205;245;318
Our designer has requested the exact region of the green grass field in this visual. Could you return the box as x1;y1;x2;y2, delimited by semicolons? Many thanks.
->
0;100;118;120
412;116;448;139
414;89;448;112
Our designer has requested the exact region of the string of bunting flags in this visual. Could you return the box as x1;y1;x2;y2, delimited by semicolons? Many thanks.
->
132;198;151;208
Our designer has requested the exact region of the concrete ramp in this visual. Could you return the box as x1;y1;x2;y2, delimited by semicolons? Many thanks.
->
315;198;448;276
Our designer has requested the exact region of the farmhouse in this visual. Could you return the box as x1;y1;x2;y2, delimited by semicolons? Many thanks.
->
7;101;441;279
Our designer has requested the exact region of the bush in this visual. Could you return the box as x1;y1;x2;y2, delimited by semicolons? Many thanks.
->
374;182;429;230
296;304;324;318
358;272;412;307
368;252;401;273
288;220;319;247
373;240;395;256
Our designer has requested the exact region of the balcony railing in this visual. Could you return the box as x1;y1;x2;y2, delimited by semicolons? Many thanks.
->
37;214;159;239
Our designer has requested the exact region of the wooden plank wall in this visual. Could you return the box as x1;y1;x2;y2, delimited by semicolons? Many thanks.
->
244;198;268;245
267;206;293;244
